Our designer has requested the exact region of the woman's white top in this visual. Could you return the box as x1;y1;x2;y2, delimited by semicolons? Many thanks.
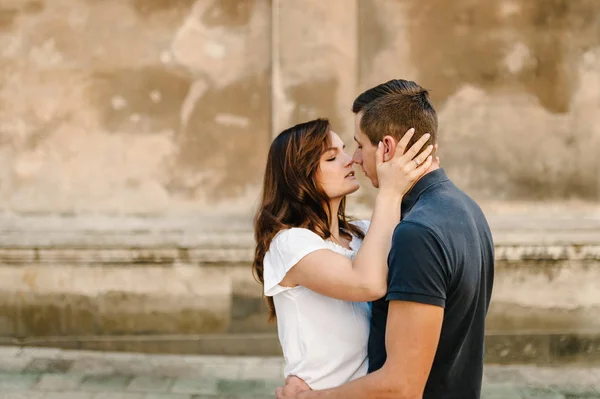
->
263;220;371;389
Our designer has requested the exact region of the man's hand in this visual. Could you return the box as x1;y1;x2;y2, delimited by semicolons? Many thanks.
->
275;375;311;399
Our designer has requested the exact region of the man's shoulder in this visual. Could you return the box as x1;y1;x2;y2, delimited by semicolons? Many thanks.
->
406;182;489;230
391;220;445;251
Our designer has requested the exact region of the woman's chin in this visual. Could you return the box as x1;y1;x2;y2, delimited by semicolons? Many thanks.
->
328;183;361;200
346;183;361;195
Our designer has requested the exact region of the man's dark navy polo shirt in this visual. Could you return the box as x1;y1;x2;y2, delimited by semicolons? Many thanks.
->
368;168;495;399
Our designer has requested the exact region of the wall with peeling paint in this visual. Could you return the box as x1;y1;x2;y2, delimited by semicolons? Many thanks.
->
0;0;598;217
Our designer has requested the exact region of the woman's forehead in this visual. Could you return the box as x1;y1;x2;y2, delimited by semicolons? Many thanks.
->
328;131;344;147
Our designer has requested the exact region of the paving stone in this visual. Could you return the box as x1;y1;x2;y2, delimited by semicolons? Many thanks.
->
0;373;41;391
94;393;145;399
201;364;241;380
518;387;566;399
239;361;283;381
484;367;529;384
43;392;95;399
24;358;73;373
127;376;174;393
34;373;83;391
0;347;22;357
19;348;63;359
112;359;160;377
481;383;523;399
57;350;129;361
70;358;118;376
0;346;599;399
0;392;45;399
237;357;284;370
550;384;600;397
186;396;232;399
148;360;204;379
263;378;283;398
79;375;133;392
143;395;192;399
587;368;600;391
170;378;217;395
217;379;269;396
97;352;151;362
0;357;33;373
177;356;231;365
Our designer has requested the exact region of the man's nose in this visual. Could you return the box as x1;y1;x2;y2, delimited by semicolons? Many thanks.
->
352;151;362;164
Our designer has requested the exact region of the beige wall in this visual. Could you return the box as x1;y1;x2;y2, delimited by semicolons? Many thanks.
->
0;0;599;217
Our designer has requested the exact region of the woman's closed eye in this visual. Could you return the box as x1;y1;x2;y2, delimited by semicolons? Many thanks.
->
326;157;336;162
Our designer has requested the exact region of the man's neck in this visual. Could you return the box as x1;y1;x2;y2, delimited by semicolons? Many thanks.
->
407;163;440;191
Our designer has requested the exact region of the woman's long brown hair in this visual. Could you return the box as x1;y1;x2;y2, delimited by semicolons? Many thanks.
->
253;118;365;322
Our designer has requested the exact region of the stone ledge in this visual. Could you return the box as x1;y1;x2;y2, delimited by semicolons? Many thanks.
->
0;334;282;357
0;212;599;249
0;244;599;264
0;247;255;265
2;346;596;395
1;331;599;365
496;245;600;261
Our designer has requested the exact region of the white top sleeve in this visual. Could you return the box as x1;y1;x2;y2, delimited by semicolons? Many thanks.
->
263;228;330;297
350;219;370;234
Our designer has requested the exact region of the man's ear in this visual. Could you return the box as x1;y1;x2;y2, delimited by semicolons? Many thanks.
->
382;135;398;162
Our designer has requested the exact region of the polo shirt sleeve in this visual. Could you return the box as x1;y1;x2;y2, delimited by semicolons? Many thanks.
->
386;221;450;308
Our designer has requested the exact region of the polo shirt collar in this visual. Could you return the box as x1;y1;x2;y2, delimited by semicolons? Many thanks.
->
401;168;449;214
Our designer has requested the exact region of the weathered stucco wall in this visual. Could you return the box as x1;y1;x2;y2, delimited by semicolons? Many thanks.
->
0;0;598;216
0;0;599;354
0;0;271;215
357;0;600;204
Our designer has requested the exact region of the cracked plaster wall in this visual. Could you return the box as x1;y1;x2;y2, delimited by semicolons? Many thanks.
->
0;0;598;217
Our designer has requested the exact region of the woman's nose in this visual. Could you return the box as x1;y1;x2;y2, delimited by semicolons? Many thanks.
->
345;154;354;167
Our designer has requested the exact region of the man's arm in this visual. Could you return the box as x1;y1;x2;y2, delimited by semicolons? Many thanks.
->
295;300;443;399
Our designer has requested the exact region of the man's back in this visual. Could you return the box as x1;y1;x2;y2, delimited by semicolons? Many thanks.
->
368;169;494;399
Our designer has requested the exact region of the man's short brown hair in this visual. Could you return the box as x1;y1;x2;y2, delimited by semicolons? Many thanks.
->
357;80;438;152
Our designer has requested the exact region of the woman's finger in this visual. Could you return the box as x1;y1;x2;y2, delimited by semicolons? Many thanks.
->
411;145;434;169
375;141;384;166
410;155;433;178
402;133;431;161
395;128;415;155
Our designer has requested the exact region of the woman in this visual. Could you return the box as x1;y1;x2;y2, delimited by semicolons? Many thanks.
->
252;118;432;389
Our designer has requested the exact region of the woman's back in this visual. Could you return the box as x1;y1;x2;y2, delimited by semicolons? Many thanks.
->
264;221;370;389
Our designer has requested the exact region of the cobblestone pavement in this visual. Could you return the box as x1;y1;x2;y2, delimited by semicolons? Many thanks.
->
0;346;598;398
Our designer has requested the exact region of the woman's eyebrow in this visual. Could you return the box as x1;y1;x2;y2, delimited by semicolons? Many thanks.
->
324;145;345;152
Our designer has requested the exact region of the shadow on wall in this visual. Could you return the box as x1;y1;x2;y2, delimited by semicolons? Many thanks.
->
0;1;44;32
169;72;271;200
87;0;271;203
403;0;600;113
360;0;600;200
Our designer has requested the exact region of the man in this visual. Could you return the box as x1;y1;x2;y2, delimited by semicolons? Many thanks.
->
276;80;495;399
